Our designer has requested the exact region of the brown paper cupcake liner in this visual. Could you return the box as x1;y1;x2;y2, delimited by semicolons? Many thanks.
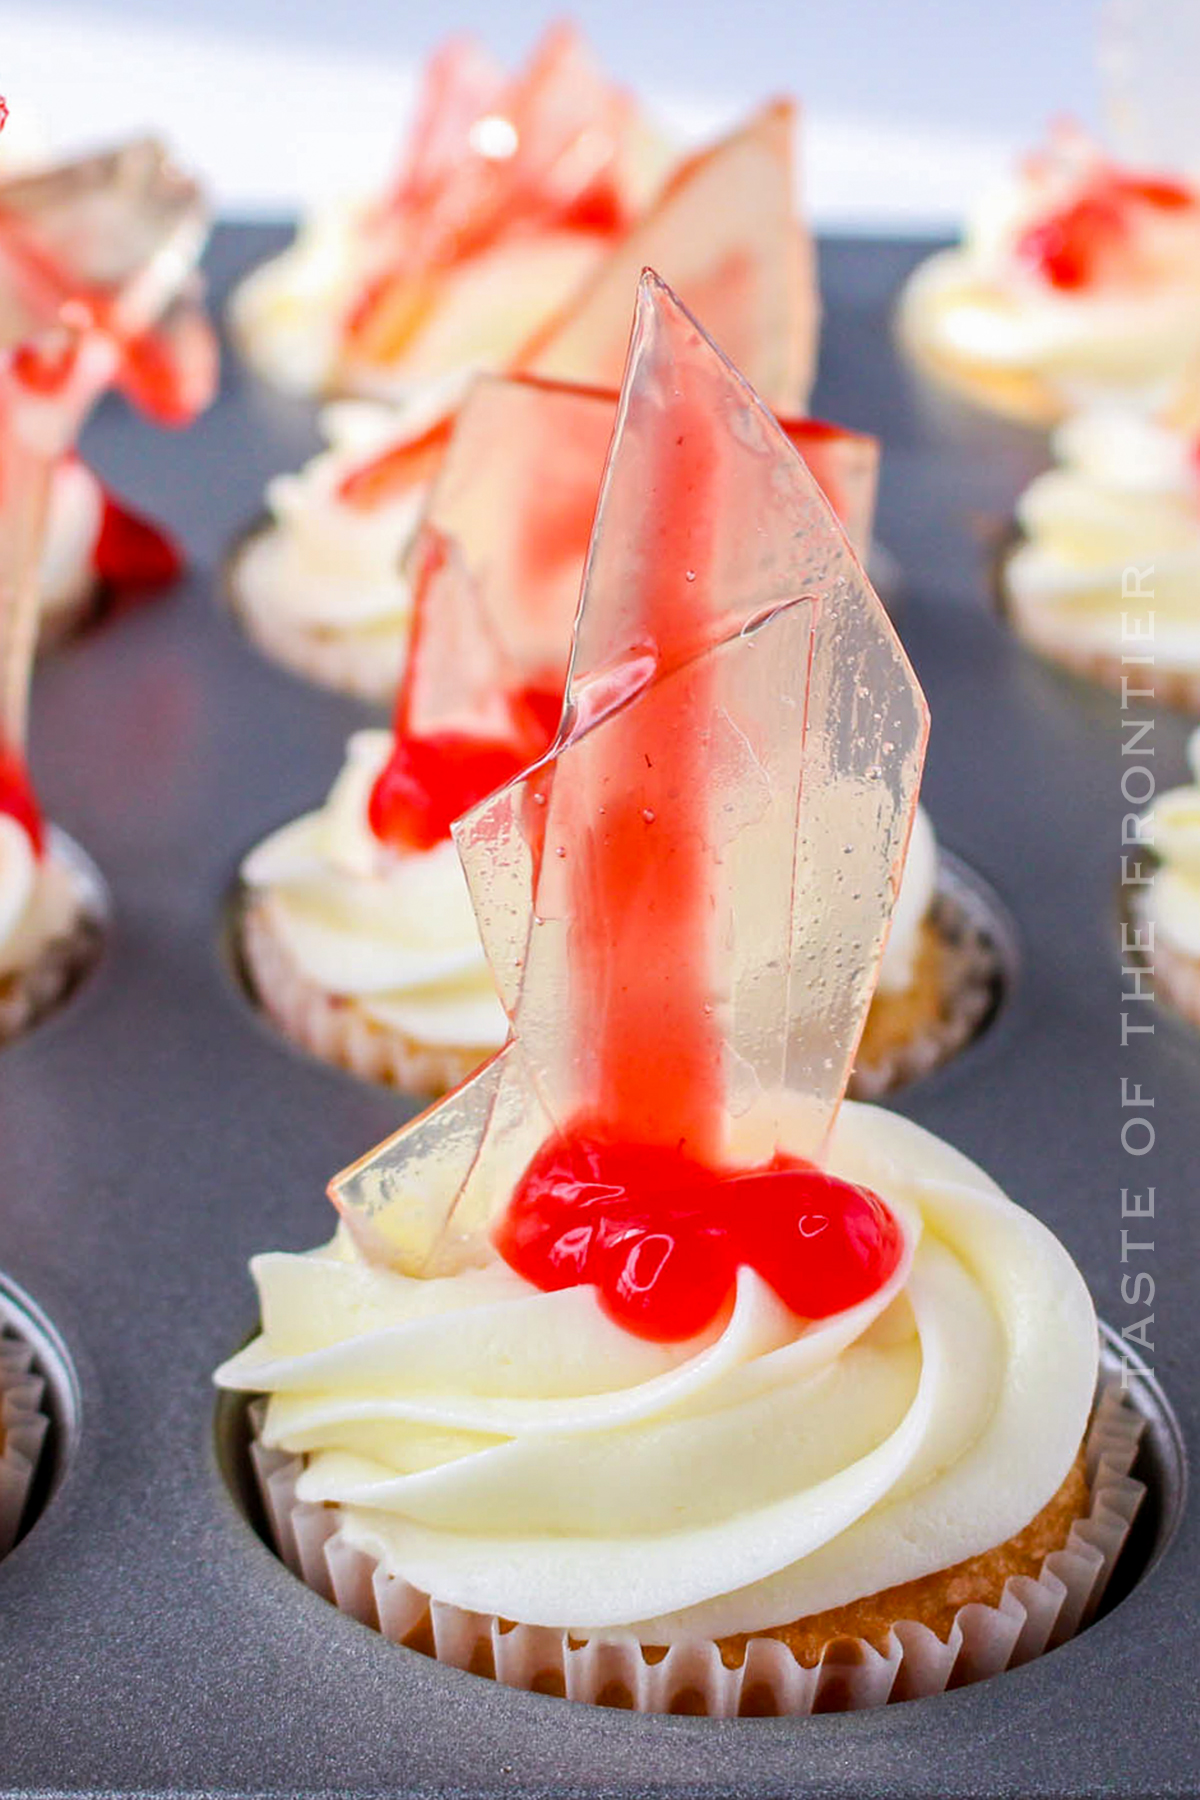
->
849;873;1003;1101
229;524;405;706
238;894;494;1097
246;1382;1144;1717
0;842;107;1047
0;1325;50;1558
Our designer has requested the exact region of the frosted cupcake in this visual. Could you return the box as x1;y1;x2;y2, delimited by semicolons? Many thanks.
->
1003;389;1200;704
0;137;214;1041
230;24;670;402
898;123;1200;426
230;98;816;699
218;277;1142;1714
1134;727;1200;1025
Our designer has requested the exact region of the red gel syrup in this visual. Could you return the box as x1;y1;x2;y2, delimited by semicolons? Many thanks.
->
1016;169;1198;291
0;750;44;856
496;1130;902;1341
368;728;533;852
93;490;183;595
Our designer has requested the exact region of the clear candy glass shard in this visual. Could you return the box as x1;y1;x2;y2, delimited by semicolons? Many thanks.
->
521;101;815;412
419;372;616;700
329;1042;551;1276
0;138;209;342
335;272;926;1276
399;524;530;746
783;420;879;559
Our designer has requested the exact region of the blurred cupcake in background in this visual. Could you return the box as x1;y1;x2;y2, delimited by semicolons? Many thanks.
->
897;123;1200;426
229;24;673;401
1134;728;1200;1026
229;78;817;701
1003;378;1200;705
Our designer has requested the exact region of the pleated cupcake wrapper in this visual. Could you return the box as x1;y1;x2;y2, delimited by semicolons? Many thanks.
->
230;527;406;706
0;878;104;1047
247;1382;1145;1717
239;894;494;1098
0;1328;49;1558
850;881;1001;1102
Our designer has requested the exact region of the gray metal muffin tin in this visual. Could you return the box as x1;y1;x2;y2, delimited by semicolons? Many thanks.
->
0;227;1194;1799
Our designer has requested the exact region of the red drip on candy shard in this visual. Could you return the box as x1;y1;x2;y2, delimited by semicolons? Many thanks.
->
331;274;926;1336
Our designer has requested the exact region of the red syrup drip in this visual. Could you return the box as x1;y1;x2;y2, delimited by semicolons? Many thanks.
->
0;749;44;856
495;1130;903;1342
368;725;536;852
1016;169;1198;291
93;489;183;596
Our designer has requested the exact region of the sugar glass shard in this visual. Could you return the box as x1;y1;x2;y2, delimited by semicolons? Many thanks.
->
0;138;211;808
520;102;816;412
343;23;633;368
334;273;926;1274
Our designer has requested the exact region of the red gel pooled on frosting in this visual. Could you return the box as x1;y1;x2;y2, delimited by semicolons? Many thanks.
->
93;489;183;595
0;750;44;856
1016;168;1198;291
368;727;533;852
496;1129;902;1341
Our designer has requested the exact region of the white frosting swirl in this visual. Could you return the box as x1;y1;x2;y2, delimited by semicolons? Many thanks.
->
0;817;85;981
901;148;1200;412
216;1101;1097;1639
1006;408;1200;666
39;458;103;630
1140;726;1200;957
232;390;465;645
241;730;508;1050
231;209;608;401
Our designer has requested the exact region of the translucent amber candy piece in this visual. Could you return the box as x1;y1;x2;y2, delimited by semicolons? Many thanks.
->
331;274;926;1272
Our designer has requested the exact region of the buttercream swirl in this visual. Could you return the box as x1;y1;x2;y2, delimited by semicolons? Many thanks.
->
900;136;1200;416
1005;408;1200;667
232;390;463;652
0;817;85;982
216;1100;1097;1639
39;457;103;630
1139;726;1200;959
241;730;508;1050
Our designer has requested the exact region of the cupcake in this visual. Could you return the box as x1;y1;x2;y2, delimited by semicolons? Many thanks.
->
1003;385;1200;705
237;367;896;1097
897;122;1200;426
230;24;671;401
38;457;183;647
218;276;1142;1714
0;135;213;1040
1133;727;1200;1025
230;99;817;699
